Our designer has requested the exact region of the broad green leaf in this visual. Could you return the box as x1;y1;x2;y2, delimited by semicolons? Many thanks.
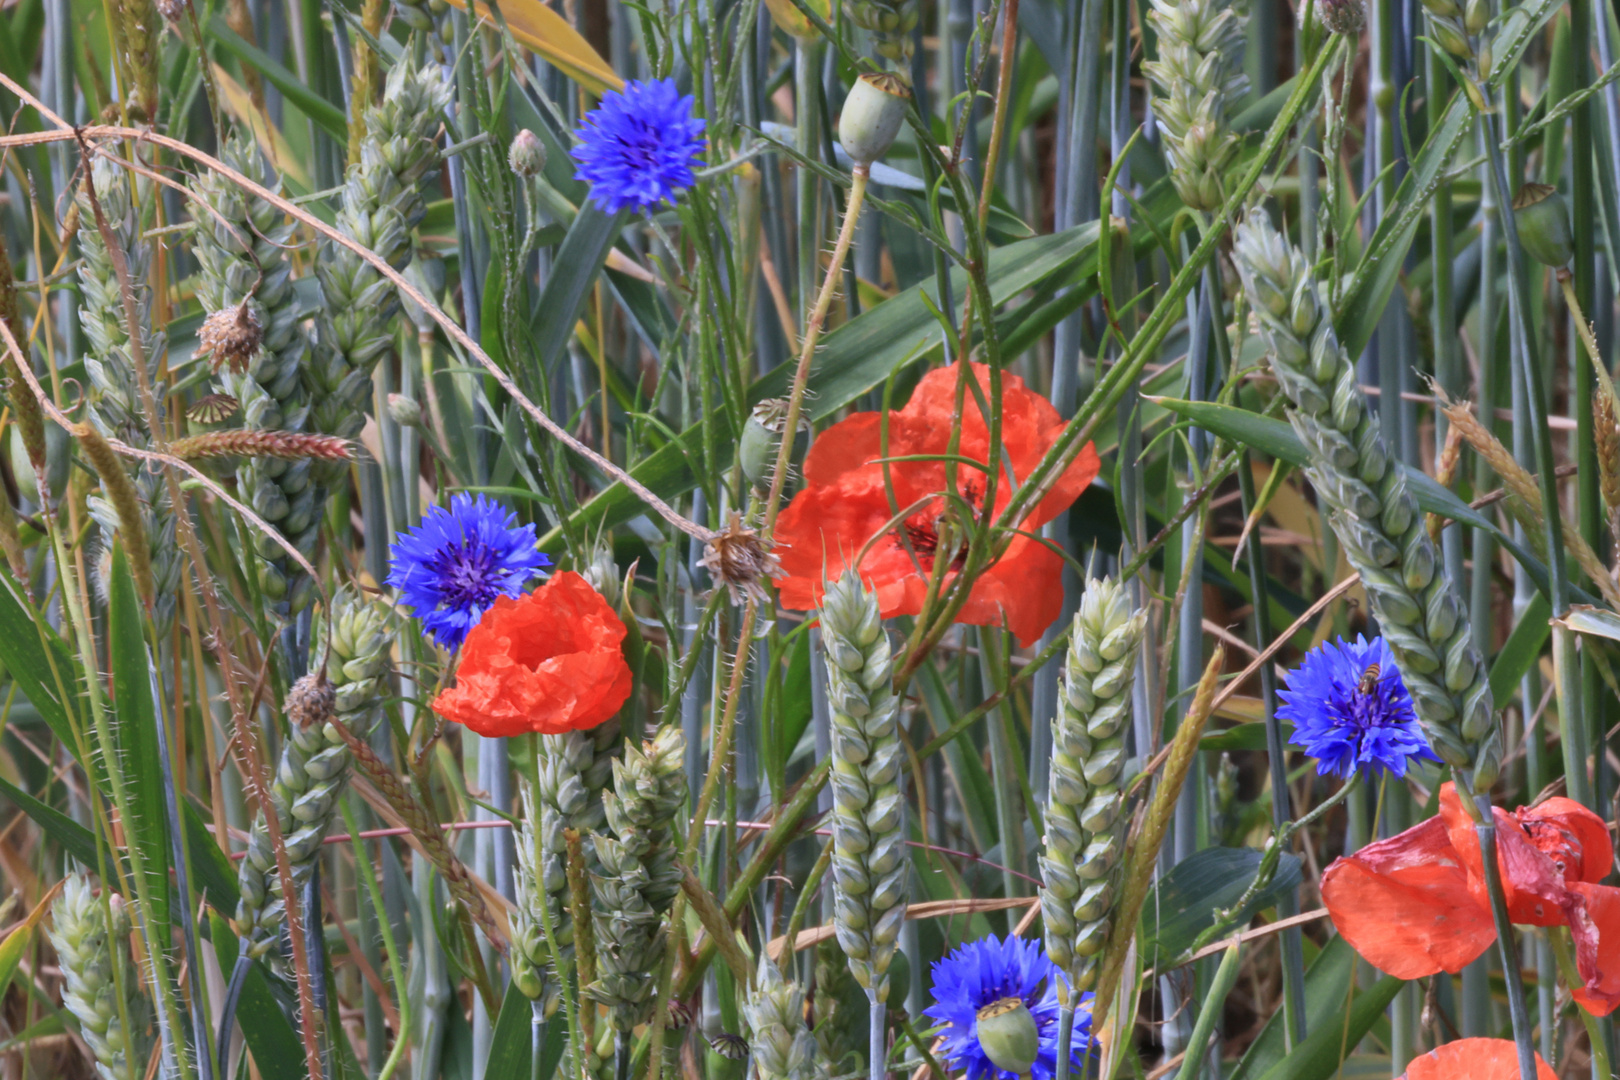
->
1149;399;1578;608
1230;934;1371;1080
0;571;88;778
107;545;172;934
525;203;629;401
541;221;1103;548
1199;720;1293;753
1253;972;1405;1080
486;981;564;1080
0;880;62;995
185;801;241;914
207;16;347;141
1490;592;1552;702
1141;847;1301;965
1556;603;1620;644
1335;95;1473;361
0;776;103;870
210;911;308;1080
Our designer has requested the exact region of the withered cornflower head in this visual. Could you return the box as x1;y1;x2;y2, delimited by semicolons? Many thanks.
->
283;672;336;730
196;300;262;374
698;511;783;603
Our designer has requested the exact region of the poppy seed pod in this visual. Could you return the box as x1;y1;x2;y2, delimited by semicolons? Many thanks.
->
839;73;909;166
739;398;809;493
1512;183;1574;269
508;128;548;178
974;998;1042;1076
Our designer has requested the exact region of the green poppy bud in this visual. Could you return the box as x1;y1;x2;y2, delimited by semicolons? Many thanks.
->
839;73;910;166
976;998;1040;1077
1512;183;1574;269
508;128;548;178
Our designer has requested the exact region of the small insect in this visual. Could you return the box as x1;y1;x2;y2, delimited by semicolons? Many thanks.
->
187;393;240;424
708;1033;749;1060
1357;664;1381;696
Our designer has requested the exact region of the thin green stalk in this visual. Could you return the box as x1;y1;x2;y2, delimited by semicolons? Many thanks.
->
990;36;1346;540
762;167;870;535
1175;944;1242;1080
342;798;411;1080
869;995;886;1080
794;38;820;323
1236;456;1305;1048
1474;811;1540;1080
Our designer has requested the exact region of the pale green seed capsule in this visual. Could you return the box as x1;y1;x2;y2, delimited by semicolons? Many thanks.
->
839;73;910;166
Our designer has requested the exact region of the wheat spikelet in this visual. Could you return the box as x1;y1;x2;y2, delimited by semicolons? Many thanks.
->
1040;576;1146;994
745;955;816;1080
48;875;152;1080
1143;0;1250;212
821;572;906;1003
1231;212;1500;789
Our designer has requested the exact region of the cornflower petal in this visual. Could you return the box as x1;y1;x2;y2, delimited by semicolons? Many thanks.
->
1276;635;1440;779
387;493;551;652
571;78;707;215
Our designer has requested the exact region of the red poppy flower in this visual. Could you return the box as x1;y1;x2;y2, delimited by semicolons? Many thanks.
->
431;571;634;737
774;363;1100;647
1322;782;1620;1016
1400;1038;1555;1080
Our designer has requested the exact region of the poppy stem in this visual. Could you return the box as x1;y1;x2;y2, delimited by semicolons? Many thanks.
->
1474;811;1540;1080
762;165;871;537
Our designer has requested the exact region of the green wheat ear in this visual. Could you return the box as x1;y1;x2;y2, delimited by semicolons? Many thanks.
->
1230;211;1500;791
1142;0;1250;213
513;721;619;1014
188;133;320;612
49;875;152;1080
1040;575;1145;993
820;571;907;1004
77;157;180;632
745;954;817;1080
587;724;687;1031
235;589;395;966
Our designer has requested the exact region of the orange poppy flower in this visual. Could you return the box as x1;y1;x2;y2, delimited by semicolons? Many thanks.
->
1322;782;1620;1016
431;571;634;737
774;363;1100;647
1400;1038;1555;1080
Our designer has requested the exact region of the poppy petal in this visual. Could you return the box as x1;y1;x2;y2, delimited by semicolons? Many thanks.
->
1321;815;1497;979
1518;797;1615;885
431;572;633;737
1400;1038;1555;1080
1440;783;1586;928
1569;882;1620;1017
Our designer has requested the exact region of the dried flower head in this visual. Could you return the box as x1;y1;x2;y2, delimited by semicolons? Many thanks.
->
197;300;263;374
1317;0;1365;33
284;672;336;730
156;0;186;23
699;512;783;603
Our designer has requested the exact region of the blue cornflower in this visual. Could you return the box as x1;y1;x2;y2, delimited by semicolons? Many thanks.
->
925;935;1094;1080
387;493;551;652
1276;634;1439;779
571;78;706;215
